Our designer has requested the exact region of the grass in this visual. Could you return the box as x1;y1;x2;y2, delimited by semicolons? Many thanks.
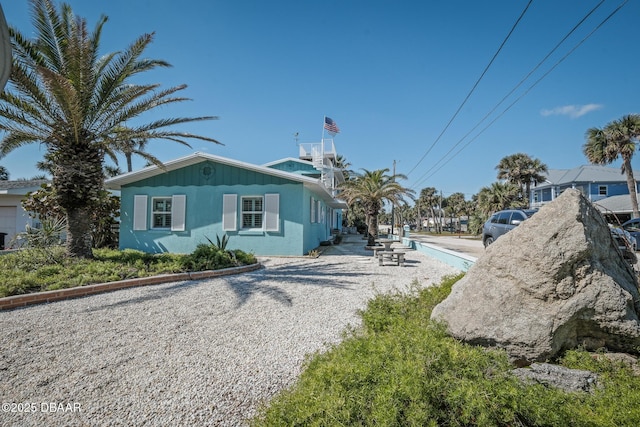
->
252;274;640;426
0;244;257;298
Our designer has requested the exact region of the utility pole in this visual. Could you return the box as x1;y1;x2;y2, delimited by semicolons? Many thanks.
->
391;160;396;236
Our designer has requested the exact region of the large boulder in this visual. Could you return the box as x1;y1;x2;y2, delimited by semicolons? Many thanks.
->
431;189;640;365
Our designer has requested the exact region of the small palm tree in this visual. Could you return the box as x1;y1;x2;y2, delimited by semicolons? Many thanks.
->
417;187;441;233
476;181;524;217
444;192;466;234
584;114;640;219
496;153;548;208
339;169;414;246
0;0;221;258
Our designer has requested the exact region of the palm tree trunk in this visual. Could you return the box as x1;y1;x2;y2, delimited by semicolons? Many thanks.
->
52;142;104;258
367;205;379;246
126;153;133;172
66;205;94;258
623;157;640;219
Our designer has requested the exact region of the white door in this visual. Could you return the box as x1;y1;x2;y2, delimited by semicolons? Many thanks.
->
0;206;16;248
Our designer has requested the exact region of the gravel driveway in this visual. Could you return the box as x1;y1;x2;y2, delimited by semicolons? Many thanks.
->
0;236;460;426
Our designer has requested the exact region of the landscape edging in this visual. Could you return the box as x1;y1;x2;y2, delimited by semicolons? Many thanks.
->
0;263;262;311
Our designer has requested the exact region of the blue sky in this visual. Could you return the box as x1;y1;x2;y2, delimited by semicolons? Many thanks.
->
1;0;639;199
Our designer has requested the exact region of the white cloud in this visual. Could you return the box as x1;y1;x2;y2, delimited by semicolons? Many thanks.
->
540;104;603;119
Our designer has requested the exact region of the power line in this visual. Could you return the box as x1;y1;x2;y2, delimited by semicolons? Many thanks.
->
412;0;629;191
411;0;607;190
405;0;533;178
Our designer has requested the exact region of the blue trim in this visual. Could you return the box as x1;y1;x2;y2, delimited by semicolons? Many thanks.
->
402;237;476;272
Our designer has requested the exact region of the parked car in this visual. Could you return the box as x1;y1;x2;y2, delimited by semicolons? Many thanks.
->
482;208;538;248
610;226;637;264
621;218;640;251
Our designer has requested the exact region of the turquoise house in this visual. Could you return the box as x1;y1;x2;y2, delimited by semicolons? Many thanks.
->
105;151;347;256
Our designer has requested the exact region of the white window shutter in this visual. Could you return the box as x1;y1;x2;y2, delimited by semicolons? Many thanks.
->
133;195;148;231
223;194;238;231
310;197;315;223
264;193;280;232
171;195;186;231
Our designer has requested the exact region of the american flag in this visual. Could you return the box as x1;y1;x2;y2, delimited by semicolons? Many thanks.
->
324;117;340;134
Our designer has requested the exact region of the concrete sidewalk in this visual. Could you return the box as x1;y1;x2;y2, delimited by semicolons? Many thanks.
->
408;233;485;259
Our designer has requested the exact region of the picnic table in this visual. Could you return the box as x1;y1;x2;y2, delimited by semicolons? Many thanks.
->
378;250;406;266
376;238;396;251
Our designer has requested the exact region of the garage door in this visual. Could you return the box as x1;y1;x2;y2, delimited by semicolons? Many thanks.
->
0;206;17;248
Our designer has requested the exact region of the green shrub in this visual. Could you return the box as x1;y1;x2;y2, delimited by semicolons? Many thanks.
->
253;274;640;426
183;243;256;271
0;245;256;298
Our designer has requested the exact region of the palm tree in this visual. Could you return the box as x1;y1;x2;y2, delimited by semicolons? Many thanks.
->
0;165;8;180
339;168;414;246
476;181;523;217
0;0;221;258
106;126;150;172
584;114;640;219
444;192;466;234
417;187;441;233
496;153;548;208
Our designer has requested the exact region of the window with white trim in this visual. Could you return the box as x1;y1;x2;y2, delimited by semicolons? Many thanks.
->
242;196;263;229
598;185;607;196
152;197;172;229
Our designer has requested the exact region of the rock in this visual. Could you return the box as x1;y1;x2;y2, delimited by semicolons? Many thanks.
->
431;189;640;364
512;363;598;392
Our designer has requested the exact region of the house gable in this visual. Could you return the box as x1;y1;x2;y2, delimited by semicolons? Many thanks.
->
126;160;298;188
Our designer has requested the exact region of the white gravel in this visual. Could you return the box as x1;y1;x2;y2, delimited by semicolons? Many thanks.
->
0;235;460;426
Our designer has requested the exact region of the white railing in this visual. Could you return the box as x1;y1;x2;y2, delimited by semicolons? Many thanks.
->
298;140;337;160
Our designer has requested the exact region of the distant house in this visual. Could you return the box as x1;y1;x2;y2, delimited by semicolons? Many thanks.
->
105;145;347;256
530;165;639;210
0;180;48;249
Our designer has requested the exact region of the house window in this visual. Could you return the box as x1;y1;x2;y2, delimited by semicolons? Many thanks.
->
152;197;172;229
242;196;263;229
599;185;607;196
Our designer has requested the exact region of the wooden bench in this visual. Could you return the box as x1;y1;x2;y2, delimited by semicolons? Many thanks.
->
371;246;386;256
378;250;405;266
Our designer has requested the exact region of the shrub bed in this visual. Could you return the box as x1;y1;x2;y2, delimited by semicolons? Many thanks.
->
0;245;257;297
252;274;640;426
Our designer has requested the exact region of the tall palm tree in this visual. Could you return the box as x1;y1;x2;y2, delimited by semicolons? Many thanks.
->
0;0;221;258
584;114;640;219
496;153;548;208
339;168;414;246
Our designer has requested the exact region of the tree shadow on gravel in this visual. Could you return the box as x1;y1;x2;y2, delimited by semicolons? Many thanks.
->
83;279;206;312
225;259;377;308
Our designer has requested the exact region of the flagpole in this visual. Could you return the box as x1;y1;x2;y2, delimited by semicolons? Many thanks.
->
321;115;326;141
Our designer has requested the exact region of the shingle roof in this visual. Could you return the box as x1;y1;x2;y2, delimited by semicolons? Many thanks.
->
540;165;627;187
0;179;49;194
594;193;640;214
